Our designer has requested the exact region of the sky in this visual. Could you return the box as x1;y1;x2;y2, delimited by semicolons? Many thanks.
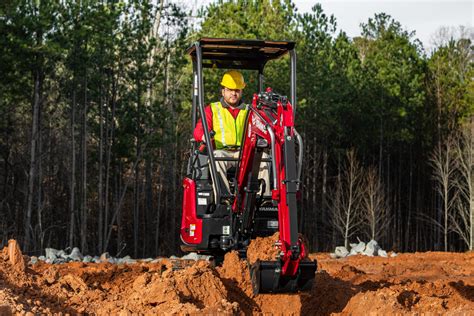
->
296;0;473;50
188;0;473;51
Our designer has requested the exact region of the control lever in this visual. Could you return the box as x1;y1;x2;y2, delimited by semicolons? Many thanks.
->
199;130;216;153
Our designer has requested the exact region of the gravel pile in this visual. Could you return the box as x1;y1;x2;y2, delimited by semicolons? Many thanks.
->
29;247;212;265
330;240;397;258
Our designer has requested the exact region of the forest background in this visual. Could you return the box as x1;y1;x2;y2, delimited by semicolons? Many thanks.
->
0;0;472;257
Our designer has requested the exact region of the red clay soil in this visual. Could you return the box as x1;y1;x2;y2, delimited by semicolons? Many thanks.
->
0;239;473;315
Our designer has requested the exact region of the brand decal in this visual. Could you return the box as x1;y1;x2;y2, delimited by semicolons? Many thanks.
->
252;115;267;134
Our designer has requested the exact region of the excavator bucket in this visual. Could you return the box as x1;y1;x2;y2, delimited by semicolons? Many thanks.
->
250;260;317;294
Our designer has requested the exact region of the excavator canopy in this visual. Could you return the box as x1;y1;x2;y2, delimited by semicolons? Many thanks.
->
187;37;295;70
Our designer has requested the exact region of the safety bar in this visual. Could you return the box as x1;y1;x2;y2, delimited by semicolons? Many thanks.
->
251;108;278;190
294;129;303;190
195;42;222;202
258;65;264;93
267;127;278;190
290;49;297;117
214;157;272;162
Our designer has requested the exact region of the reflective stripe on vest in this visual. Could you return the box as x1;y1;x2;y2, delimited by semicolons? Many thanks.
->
211;102;248;150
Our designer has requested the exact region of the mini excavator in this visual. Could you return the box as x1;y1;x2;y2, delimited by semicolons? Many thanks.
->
180;38;317;294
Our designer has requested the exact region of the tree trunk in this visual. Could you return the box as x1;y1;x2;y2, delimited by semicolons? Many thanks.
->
406;147;413;251
133;84;142;258
444;145;449;252
36;104;43;251
312;136;318;249
321;149;327;249
98;90;104;253
145;158;153;256
81;73;88;253
470;120;474;251
25;67;43;252
69;90;76;249
154;149;163;255
133;160;140;258
303;138;310;243
103;80;116;252
470;193;474;251
379;115;383;177
155;180;162;255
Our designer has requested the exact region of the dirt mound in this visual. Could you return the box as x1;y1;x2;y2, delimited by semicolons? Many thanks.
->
246;232;280;264
0;240;472;314
97;260;238;315
7;239;26;272
303;252;474;315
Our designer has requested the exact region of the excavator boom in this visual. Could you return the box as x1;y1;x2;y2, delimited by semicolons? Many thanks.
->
234;88;317;293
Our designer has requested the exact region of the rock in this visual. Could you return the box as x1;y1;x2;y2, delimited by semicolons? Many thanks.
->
8;239;26;272
38;255;46;261
334;246;349;258
151;258;162;263
390;252;398;257
69;247;83;261
350;242;366;254
181;253;214;261
53;258;66;264
169;255;179;259
119;257;137;264
57;249;68;259
378;249;388;257
181;252;200;260
348;250;357;256
107;257;117;264
141;258;153;262
29;256;38;265
329;253;337;259
61;274;88;292
45;248;59;260
93;256;101;263
44;267;59;284
363;240;381;256
83;255;93;263
99;252;110;262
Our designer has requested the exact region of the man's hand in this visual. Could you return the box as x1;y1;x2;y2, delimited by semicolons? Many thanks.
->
198;130;215;153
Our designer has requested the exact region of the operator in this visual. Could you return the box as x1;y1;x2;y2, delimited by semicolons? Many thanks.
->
194;70;270;198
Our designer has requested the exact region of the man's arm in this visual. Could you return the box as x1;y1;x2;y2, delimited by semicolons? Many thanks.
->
193;105;213;142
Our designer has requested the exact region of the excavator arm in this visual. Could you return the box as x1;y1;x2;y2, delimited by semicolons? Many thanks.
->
233;88;317;294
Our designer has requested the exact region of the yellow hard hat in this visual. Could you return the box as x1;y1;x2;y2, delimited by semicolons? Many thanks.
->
220;70;246;90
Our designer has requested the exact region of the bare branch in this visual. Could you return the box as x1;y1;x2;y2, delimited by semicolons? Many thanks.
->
429;135;457;250
361;166;391;241
328;149;364;248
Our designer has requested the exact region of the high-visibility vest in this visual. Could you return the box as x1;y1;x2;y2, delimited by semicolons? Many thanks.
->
211;102;248;150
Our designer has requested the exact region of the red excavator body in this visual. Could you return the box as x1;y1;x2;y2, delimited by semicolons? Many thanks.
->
180;38;317;294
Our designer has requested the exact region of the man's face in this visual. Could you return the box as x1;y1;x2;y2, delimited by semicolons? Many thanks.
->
222;87;243;107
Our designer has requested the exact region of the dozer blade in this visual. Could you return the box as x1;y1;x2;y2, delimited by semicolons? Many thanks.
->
250;260;317;294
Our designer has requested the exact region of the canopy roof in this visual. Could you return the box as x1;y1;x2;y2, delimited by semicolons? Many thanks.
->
187;38;295;70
